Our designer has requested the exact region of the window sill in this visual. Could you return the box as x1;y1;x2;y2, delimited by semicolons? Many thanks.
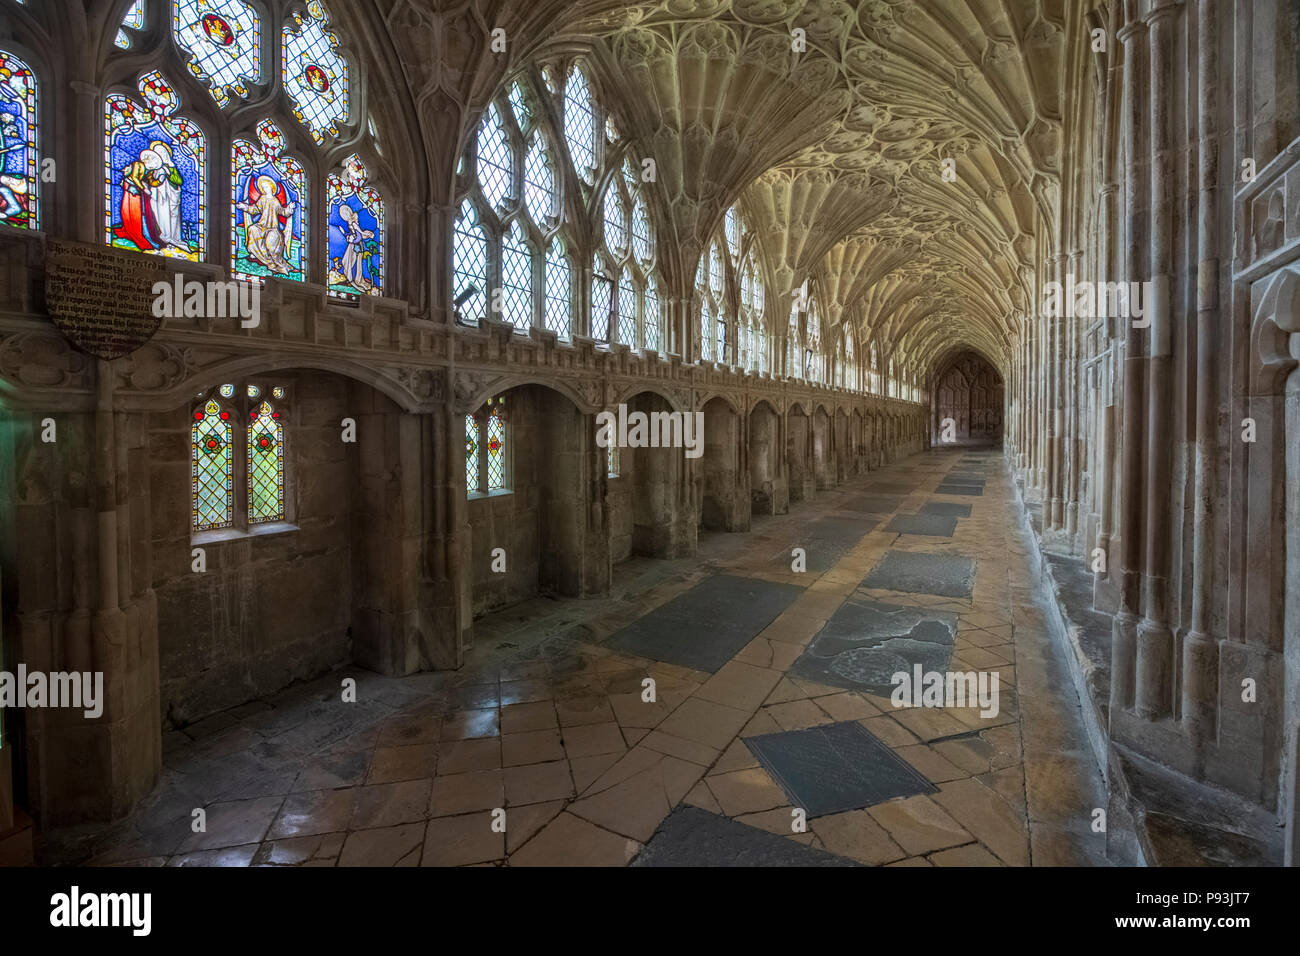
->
467;489;513;501
192;521;299;546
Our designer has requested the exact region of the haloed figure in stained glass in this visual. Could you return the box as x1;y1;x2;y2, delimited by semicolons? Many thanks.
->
326;155;383;297
106;72;206;260
0;52;38;229
232;120;305;281
236;174;297;275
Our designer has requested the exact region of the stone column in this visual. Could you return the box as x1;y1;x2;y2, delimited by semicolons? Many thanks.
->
1111;6;1150;714
1135;0;1180;721
1047;252;1065;529
1066;247;1085;541
1182;0;1221;742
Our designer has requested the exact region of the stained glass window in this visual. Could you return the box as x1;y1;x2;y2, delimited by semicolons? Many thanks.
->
618;268;636;347
116;0;147;50
173;0;261;107
248;400;284;523
591;261;611;341
0;50;38;231
192;398;233;531
564;64;595;184
325;154;383;298
501;220;532;327
465;414;480;492
607;443;619;478
486;402;506;491
478;103;512;210
709;242;724;296
545;238;571;339
283;0;349;145
232;119;306;282
105;71;207;260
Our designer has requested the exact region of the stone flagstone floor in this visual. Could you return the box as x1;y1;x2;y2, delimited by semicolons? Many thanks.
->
40;447;1110;867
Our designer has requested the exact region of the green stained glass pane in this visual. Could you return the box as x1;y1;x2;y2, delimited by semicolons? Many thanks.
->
487;406;505;490
192;398;233;531
248;399;284;523
465;414;479;492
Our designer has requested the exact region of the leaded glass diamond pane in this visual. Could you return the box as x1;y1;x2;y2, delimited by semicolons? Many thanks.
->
524;133;553;225
603;184;626;254
632;192;652;264
591;266;611;341
701;301;715;361
192;399;233;531
644;275;660;352
453;200;487;323
545;241;571;339
618;268;636;347
248;400;284;523
564;66;596;183
501;221;532;328
465;414;479;492
478;103;513;210
508;81;530;130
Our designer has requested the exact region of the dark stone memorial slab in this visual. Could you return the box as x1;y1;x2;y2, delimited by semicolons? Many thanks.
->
842;494;903;514
790;596;958;695
861;550;976;598
607;573;803;673
921;501;972;518
935;483;984;496
633;807;860;866
886;513;958;537
746;721;937;817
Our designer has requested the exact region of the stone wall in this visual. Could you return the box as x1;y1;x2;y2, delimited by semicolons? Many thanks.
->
150;371;355;727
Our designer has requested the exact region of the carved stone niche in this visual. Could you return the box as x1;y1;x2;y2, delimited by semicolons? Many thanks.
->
0;331;90;390
381;366;444;405
117;343;196;393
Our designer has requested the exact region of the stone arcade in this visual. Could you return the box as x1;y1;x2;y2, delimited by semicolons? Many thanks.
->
0;0;1296;868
